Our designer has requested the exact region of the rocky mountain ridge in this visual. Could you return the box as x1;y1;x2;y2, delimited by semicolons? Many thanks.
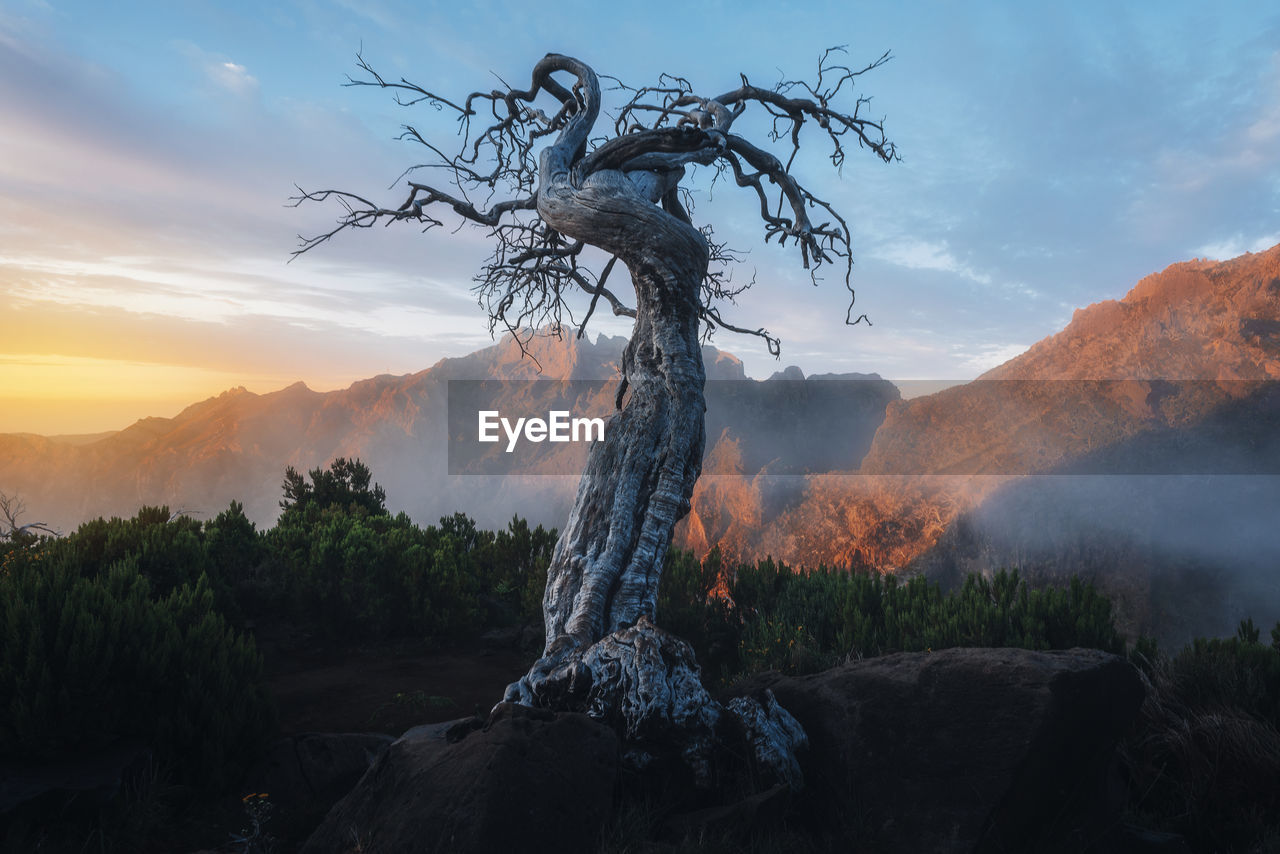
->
4;246;1278;640
0;333;896;536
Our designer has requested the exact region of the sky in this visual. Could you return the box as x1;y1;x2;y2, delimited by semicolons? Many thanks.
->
1;0;1278;434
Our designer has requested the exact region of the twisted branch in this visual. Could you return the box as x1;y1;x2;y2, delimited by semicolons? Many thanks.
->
293;48;897;355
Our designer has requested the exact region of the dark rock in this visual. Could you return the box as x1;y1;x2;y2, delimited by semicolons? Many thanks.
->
724;689;807;790
242;732;393;841
301;703;618;854
731;646;1144;853
663;783;791;841
0;740;151;815
1093;823;1193;854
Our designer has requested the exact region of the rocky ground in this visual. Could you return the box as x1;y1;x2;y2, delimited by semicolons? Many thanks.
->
297;646;1163;854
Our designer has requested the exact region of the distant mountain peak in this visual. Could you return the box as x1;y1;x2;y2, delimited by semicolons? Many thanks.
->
987;243;1280;382
769;366;806;382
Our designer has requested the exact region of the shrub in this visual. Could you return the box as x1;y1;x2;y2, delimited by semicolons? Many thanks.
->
657;551;1124;679
0;543;273;788
456;514;556;629
279;456;387;517
261;463;555;642
1124;621;1280;852
55;506;208;595
1170;618;1280;730
204;500;267;589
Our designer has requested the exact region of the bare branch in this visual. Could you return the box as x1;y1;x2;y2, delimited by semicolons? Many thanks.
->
0;492;58;542
699;304;781;357
292;48;896;352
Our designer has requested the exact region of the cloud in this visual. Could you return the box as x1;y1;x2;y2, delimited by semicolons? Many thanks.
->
0;251;487;346
331;0;398;32
1197;233;1280;261
875;238;992;286
209;59;258;95
0;25;498;346
953;343;1030;376
173;41;260;97
1129;50;1280;251
4;0;1279;426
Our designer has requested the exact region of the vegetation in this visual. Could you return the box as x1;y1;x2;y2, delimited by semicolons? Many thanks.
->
1124;623;1280;853
0;539;272;790
660;548;1122;684
3;463;1279;851
263;460;555;640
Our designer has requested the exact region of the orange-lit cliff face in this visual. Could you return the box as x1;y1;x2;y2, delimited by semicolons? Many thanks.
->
866;246;1280;476
675;245;1280;573
675;473;995;571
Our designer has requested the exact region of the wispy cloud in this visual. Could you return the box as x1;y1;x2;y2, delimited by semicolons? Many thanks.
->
1197;233;1280;261
209;59;258;95
953;342;1030;376
3;1;1279;434
875;238;993;286
172;41;261;96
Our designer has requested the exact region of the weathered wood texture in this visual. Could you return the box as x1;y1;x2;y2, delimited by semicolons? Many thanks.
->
296;50;897;786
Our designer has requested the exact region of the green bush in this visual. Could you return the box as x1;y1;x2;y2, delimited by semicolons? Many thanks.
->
466;514;557;628
260;462;555;641
46;505;245;623
657;551;1123;679
54;506;208;595
1170;618;1280;729
280;456;387;516
0;543;273;788
266;509;557;641
204;500;267;589
657;548;737;681
1123;620;1280;853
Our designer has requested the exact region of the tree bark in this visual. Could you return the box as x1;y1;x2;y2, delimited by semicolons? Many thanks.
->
504;163;711;703
294;50;899;791
480;56;806;788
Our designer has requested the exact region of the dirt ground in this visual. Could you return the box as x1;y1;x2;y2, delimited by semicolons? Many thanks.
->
254;623;535;736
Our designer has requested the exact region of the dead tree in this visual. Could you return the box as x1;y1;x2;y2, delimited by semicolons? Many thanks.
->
295;49;896;784
0;492;57;545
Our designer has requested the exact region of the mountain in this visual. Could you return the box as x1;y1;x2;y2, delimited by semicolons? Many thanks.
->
705;246;1280;569
5;245;1278;641
0;333;897;536
860;245;1280;476
786;245;1280;642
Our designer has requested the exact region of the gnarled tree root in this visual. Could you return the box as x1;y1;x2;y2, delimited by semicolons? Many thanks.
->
503;616;807;791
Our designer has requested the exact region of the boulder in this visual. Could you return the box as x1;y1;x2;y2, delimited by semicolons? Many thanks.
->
731;646;1143;853
0;740;150;815
242;732;394;842
301;704;618;854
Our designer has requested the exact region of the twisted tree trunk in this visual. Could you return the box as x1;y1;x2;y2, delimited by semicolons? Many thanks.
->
498;62;804;786
503;120;713;705
296;48;898;792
